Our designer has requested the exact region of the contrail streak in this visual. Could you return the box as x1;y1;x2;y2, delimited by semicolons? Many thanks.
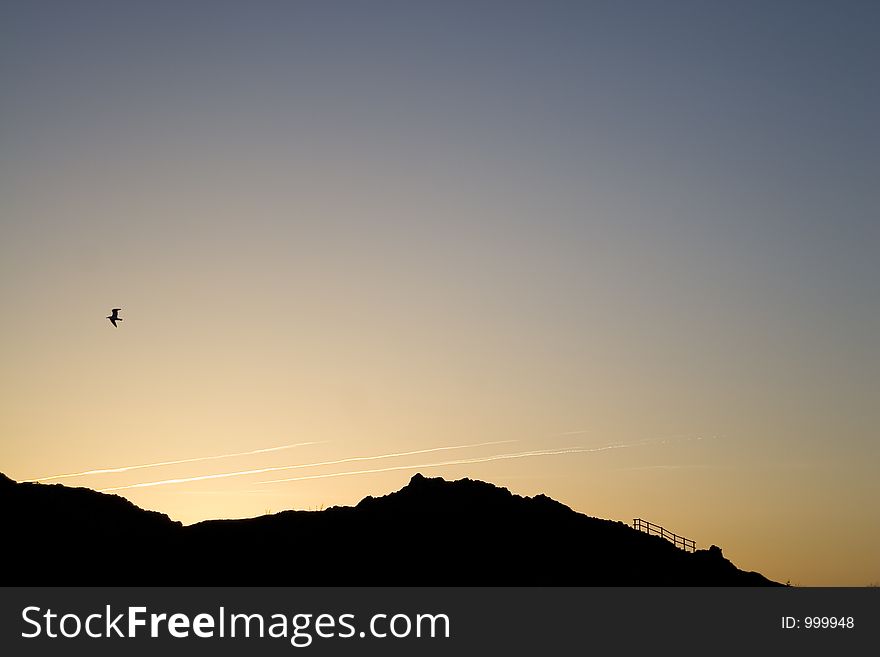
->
257;441;650;485
26;442;326;483
97;440;515;492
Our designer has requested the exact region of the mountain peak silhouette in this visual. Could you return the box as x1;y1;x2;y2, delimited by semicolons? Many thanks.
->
1;471;780;585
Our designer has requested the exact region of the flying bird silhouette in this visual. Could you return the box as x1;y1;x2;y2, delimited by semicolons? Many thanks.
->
107;308;122;327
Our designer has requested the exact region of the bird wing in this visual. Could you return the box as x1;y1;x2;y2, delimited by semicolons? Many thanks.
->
109;308;121;318
109;318;118;327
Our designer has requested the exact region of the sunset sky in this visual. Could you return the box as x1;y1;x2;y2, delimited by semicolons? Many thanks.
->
1;1;877;586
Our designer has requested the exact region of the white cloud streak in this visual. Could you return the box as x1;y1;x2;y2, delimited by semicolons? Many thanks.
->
25;442;326;482
256;442;648;485
97;440;515;492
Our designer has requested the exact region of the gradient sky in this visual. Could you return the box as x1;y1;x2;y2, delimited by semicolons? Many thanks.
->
1;1;877;586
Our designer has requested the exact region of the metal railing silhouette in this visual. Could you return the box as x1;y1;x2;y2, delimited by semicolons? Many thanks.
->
633;518;696;552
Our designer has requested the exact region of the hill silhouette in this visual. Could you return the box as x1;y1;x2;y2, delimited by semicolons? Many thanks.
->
0;471;780;585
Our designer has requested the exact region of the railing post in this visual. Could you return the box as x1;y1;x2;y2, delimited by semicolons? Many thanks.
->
634;517;696;552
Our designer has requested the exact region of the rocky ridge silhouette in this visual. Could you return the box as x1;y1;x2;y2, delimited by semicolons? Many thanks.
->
0;471;780;585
